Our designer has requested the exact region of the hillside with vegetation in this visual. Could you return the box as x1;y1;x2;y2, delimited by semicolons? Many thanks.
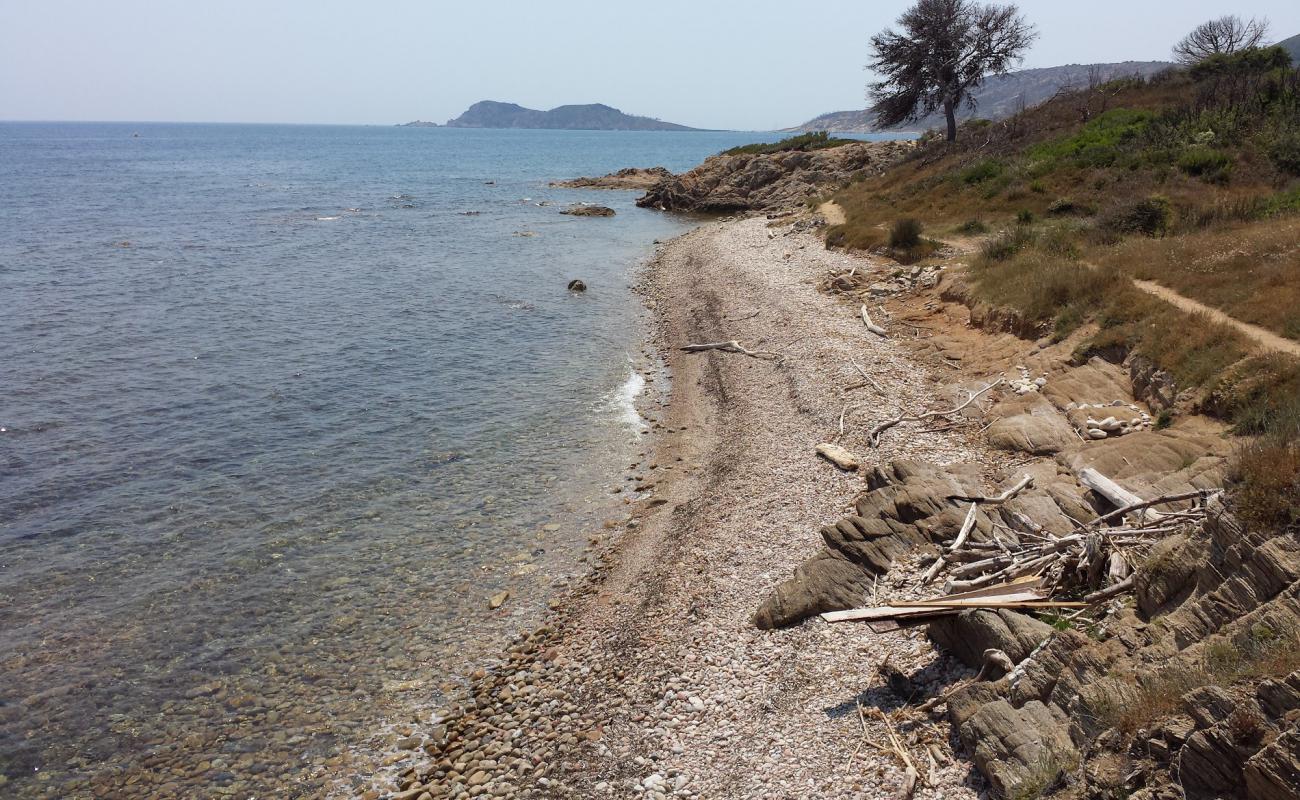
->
443;101;698;131
786;61;1172;133
827;46;1300;445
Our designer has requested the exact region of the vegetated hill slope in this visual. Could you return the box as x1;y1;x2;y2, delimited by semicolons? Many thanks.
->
444;101;698;131
787;61;1172;133
820;51;1300;800
1279;32;1300;64
828;51;1300;433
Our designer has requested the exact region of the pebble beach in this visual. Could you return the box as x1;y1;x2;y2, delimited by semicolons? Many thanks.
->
364;215;1006;799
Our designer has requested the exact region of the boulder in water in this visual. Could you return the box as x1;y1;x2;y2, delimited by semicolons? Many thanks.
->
568;279;587;292
560;205;616;217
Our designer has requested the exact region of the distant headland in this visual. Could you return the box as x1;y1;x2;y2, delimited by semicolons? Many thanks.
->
400;101;700;131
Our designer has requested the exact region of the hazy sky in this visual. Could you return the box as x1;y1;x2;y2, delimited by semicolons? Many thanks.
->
3;1;1299;129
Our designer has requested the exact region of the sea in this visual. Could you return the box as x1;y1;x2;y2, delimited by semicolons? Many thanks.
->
0;122;905;798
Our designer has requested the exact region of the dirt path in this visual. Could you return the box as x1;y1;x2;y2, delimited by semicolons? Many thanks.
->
1131;278;1300;358
818;201;846;226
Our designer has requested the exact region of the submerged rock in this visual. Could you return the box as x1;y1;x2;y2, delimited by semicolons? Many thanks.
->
567;279;587;292
560;205;615;217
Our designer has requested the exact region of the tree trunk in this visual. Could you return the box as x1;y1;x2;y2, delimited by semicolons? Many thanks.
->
943;98;957;142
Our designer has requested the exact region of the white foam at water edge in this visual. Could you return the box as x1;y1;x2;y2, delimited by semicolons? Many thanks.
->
614;362;646;431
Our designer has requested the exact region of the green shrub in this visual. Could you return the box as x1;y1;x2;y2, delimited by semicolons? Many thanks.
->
1178;147;1233;182
888;217;924;249
722;131;856;156
960;159;1006;185
957;219;988;234
1103;196;1173;237
1027;108;1153;170
1190;46;1294;81
1046;197;1095;216
1268;130;1300;176
1016;209;1035;225
980;226;1035;261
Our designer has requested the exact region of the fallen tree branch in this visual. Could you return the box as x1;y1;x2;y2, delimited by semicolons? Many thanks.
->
949;473;1035;504
846;359;884;394
873;709;921;798
869;379;1003;447
680;340;782;361
860;304;888;337
923;502;978;584
1076;488;1212;531
1077;468;1163;524
1083;574;1135;604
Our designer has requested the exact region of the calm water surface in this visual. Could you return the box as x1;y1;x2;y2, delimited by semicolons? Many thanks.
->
0;122;903;797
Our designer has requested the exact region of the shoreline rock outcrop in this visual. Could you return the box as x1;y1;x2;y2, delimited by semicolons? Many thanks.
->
636;140;913;213
551;167;673;190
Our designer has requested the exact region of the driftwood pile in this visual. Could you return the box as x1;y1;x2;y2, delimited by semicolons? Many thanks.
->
823;467;1223;628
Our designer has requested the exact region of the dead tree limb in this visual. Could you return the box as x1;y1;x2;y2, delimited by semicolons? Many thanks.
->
924;502;978;584
847;359;884;394
1076;487;1211;530
869;379;1003;447
949;473;1034;504
860;304;888;337
680;340;782;361
873;709;921;798
1077;468;1163;524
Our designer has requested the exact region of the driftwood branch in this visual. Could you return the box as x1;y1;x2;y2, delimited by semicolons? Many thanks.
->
680;340;782;361
846;359;884;394
1077;488;1212;531
949;474;1035;504
1077;468;1163;524
873;709;921;799
869;379;1003;447
860;304;888;337
923;502;978;584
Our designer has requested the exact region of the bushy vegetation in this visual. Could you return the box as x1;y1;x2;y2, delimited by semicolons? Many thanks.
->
888;217;924;248
721;131;857;157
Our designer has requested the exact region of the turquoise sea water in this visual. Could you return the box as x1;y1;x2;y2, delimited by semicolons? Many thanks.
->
0;123;905;797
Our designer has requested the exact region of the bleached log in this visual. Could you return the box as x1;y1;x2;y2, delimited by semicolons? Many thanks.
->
1079;487;1211;530
860;304;888;337
815;443;860;471
1077;467;1164;524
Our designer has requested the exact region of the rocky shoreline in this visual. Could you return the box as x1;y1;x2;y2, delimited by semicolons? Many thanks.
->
355;194;1298;799
353;215;997;799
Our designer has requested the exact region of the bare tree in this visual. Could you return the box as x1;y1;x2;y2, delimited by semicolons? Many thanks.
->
868;0;1036;142
1172;15;1270;65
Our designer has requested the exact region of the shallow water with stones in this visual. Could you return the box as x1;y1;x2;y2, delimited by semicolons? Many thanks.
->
0;122;890;798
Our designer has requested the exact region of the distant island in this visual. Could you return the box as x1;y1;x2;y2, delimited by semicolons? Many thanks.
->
785;60;1172;133
398;120;440;127
439;101;699;131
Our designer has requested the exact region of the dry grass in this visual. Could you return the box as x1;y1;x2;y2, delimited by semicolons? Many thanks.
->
1101;625;1300;735
1103;216;1300;339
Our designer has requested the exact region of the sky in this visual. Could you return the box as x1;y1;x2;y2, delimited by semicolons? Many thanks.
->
3;1;1300;130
